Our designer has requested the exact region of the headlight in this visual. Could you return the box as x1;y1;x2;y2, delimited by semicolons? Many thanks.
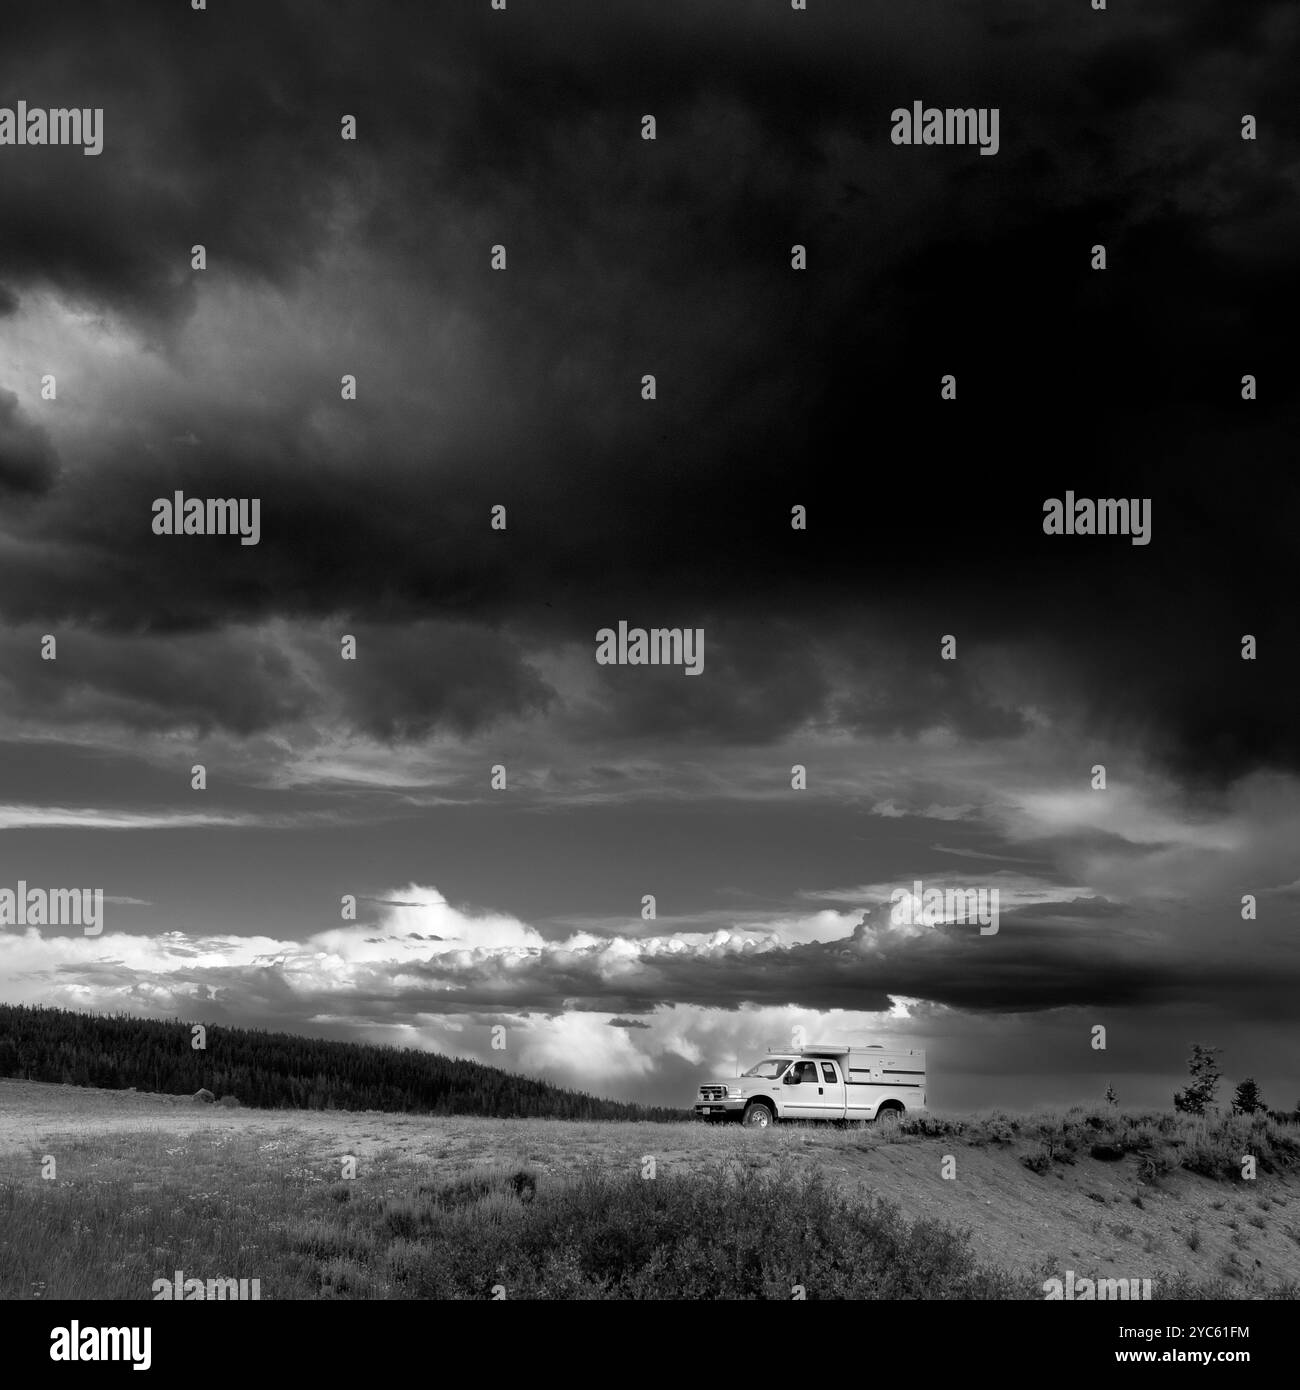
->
726;1087;743;1098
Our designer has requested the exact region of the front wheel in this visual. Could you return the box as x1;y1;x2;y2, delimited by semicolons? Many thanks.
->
743;1102;775;1129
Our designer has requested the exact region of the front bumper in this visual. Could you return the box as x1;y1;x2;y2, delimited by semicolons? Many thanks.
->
695;1099;746;1118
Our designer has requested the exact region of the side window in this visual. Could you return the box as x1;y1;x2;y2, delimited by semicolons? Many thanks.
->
796;1062;818;1083
821;1063;838;1084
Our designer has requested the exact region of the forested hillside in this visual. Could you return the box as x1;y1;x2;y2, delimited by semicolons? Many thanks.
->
0;1004;683;1120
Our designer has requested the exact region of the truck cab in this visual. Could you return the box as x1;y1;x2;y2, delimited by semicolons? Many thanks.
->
694;1044;926;1128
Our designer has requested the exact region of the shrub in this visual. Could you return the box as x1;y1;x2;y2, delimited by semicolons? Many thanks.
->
404;1163;1037;1299
1136;1146;1177;1183
899;1114;965;1138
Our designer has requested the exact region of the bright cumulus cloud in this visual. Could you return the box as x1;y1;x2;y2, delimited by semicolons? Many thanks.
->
0;884;920;1047
323;883;547;955
0;882;930;1101
0;882;784;1010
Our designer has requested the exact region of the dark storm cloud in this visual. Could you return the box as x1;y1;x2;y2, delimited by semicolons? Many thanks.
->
0;621;550;740
0;5;365;340
585;620;831;745
37;899;1295;1038
0;0;1295;772
328;623;555;740
583;618;1026;746
379;908;1300;1023
0;626;312;735
0;390;59;497
833;638;1026;743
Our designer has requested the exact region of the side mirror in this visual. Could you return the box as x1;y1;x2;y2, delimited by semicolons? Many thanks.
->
783;1072;798;1085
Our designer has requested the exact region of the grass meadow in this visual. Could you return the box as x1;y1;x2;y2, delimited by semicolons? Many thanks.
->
2;1092;1297;1300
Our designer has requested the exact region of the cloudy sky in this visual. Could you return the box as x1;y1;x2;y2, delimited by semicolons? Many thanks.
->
1;0;1297;1111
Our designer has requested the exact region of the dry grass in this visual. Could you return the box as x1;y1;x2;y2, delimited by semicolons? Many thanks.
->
2;1081;1298;1300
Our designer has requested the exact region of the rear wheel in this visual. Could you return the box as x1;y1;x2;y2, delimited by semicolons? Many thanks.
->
875;1104;903;1128
743;1101;775;1129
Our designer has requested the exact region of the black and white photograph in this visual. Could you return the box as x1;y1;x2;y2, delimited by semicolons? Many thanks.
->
0;0;1296;1363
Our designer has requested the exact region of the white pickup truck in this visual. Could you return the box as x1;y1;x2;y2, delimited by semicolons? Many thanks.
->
694;1043;926;1128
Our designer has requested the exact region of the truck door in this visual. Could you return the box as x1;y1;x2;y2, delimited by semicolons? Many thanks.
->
844;1054;877;1120
780;1060;823;1119
812;1059;846;1119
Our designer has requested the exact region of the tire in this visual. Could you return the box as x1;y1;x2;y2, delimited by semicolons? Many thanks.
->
742;1101;775;1129
875;1105;903;1128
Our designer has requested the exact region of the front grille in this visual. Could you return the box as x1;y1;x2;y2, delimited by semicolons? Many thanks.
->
699;1086;727;1101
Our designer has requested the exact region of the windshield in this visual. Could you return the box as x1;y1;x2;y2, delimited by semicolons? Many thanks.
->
741;1058;793;1079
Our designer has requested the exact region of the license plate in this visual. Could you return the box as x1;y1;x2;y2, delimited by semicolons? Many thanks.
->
700;1107;711;1114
